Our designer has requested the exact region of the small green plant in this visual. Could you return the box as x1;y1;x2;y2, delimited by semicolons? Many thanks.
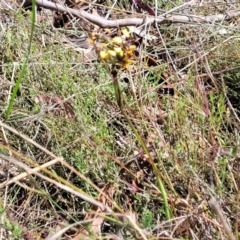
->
0;205;22;239
91;27;171;219
142;209;154;229
5;221;22;240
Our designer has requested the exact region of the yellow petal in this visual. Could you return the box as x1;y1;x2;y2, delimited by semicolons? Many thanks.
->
123;63;129;69
126;50;133;57
123;55;129;62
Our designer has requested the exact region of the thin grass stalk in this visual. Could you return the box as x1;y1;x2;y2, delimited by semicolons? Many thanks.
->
111;67;171;220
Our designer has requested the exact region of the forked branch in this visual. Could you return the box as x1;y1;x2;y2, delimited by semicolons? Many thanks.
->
35;0;240;28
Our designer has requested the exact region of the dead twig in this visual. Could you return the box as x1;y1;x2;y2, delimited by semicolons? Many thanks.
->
34;0;240;28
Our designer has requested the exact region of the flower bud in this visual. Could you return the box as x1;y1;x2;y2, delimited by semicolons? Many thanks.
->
112;37;123;45
114;47;124;59
99;51;109;61
129;45;136;51
107;50;117;57
121;28;130;38
100;43;107;49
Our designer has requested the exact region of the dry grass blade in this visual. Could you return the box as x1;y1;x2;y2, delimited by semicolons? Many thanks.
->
209;198;236;240
46;220;94;240
0;120;57;158
0;153;111;211
0;157;63;188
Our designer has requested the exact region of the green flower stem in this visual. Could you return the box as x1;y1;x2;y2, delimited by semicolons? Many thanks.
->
111;67;171;220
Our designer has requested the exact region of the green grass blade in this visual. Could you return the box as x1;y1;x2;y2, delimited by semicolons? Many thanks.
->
5;0;36;119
